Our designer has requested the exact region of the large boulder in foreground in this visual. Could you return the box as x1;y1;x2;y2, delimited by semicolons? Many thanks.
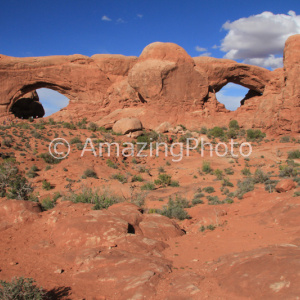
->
275;179;296;193
112;117;143;134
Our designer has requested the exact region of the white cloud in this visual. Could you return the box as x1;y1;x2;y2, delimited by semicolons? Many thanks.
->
243;55;283;69
221;11;300;68
101;15;112;21
198;52;212;57
212;45;219;49
137;14;143;19
117;18;125;23
195;46;207;52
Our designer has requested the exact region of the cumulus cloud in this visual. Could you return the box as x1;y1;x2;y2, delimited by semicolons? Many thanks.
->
195;46;207;52
221;11;300;69
101;15;112;21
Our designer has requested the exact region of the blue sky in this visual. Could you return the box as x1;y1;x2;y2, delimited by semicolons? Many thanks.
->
1;0;299;114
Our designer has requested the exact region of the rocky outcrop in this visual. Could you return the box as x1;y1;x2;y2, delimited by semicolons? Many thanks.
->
0;34;299;132
112;117;143;134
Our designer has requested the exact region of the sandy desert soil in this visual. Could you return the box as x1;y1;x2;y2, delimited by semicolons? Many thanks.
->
0;118;299;299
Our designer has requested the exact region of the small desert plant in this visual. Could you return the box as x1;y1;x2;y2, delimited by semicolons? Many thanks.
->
65;187;123;210
241;167;251;176
111;173;127;183
246;129;266;141
0;276;46;300
209;126;224;138
106;159;118;169
132;175;143;182
158;195;191;220
88;122;98;132
288;150;300;159
229;119;240;130
141;182;155;191
39;153;61;164
83;168;98;179
280;136;290;143
214;169;223;180
42;180;52;190
203;186;215;193
202;161;212;174
235;178;255;199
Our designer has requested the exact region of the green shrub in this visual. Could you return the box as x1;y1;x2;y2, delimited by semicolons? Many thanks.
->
158;196;191;220
42;180;52;191
280;136;290;143
207;195;222;205
222;178;234;187
154;173;172;187
111;173;127;183
253;168;270;183
83;168;98;179
63;122;76;130
293;191;300;197
209;127;224;138
227;128;237;139
224;168;234;175
39;153;61;164
235;178;255;199
41;197;56;211
200;127;207;134
288;150;300;159
141;182;155;191
229;120;240;130
0;276;46;300
202;161;212;174
106;159;118;169
136;131;159;149
88;122;98;132
65;187;123;210
214;169;223;180
132;175;143;182
246;129;266;141
70;137;82;144
203;186;215;193
241;168;251;176
279;164;298;177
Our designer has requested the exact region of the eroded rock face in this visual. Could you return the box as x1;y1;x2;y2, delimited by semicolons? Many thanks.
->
0;35;299;132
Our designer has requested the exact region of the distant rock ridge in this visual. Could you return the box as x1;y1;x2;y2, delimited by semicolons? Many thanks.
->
0;34;299;132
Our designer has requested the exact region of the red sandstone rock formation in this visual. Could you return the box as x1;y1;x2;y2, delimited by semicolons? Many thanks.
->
0;34;299;132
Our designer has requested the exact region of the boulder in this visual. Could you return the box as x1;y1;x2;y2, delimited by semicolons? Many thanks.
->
275;179;296;193
112;117;143;134
155;121;172;133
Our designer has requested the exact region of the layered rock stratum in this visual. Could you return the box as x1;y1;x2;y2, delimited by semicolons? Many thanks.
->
0;34;299;132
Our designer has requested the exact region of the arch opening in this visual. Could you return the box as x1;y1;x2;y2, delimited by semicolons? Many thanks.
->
216;83;261;111
10;88;70;119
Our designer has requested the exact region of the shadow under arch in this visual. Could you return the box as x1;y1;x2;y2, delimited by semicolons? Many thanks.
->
9;82;71;119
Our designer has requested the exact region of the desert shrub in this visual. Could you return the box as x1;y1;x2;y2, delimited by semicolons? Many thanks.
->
158;196;191;220
293;191;300;197
39;153;61;164
235;178;255;199
222;178;234;187
136;131;159;149
155;174;171;186
227;128;237;139
224;168;234;175
200;127;207;134
0;276;46;300
63;122;76;130
279;164;298;177
203;186;215;193
209;127;224;138
70;137;82;144
264;179;279;193
214;169;223;180
106;159;118;169
288;150;300;159
158;166;165;173
42;180;52;191
3;138;13;147
229;120;240;130
241;168;251;176
253;168;270;183
132;175;143;182
170;180;180;187
179;132;193;143
88;122;98;132
41;197;56;211
202;161;212;174
111;173;127;183
280;136;290;143
141;182;155;190
83;168;98;179
26;165;39;178
246;129;266;141
207;195;222;205
65;187;123;210
192;192;205;205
